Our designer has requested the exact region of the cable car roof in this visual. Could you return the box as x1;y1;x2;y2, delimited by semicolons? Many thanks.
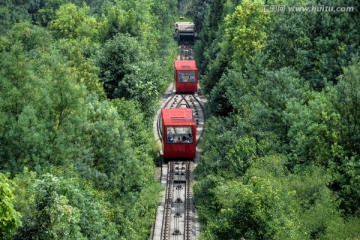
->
174;60;198;71
161;108;196;126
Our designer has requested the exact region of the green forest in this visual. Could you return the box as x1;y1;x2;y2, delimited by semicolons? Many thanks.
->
191;0;360;239
0;0;177;239
1;0;360;239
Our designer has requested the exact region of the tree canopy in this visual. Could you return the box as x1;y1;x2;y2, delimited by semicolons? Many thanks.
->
191;0;360;239
0;0;177;239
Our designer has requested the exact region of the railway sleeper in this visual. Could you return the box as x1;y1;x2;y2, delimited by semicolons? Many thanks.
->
174;179;186;184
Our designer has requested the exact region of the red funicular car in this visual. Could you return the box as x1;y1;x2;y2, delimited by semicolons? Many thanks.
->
174;60;198;93
161;108;196;159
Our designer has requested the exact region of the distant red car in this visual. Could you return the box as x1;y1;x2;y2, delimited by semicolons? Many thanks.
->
174;60;198;93
161;108;196;159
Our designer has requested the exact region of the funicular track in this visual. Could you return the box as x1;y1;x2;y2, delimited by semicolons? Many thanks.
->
154;92;205;240
161;161;192;240
152;32;204;240
179;41;194;60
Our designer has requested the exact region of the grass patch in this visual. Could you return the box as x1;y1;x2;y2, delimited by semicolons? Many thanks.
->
177;15;193;22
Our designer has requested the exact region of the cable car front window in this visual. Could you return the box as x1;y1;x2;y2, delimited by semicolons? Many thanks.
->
166;126;193;143
178;71;196;82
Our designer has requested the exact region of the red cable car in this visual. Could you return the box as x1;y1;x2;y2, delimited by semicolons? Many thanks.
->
161;108;196;159
174;60;198;93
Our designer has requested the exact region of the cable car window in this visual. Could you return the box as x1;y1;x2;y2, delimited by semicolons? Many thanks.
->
178;71;196;83
166;126;193;144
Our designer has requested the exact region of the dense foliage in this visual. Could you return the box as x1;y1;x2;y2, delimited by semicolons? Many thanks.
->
0;0;177;239
191;0;360;239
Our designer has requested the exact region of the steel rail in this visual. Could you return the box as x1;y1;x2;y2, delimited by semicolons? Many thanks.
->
191;94;206;145
161;161;174;239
